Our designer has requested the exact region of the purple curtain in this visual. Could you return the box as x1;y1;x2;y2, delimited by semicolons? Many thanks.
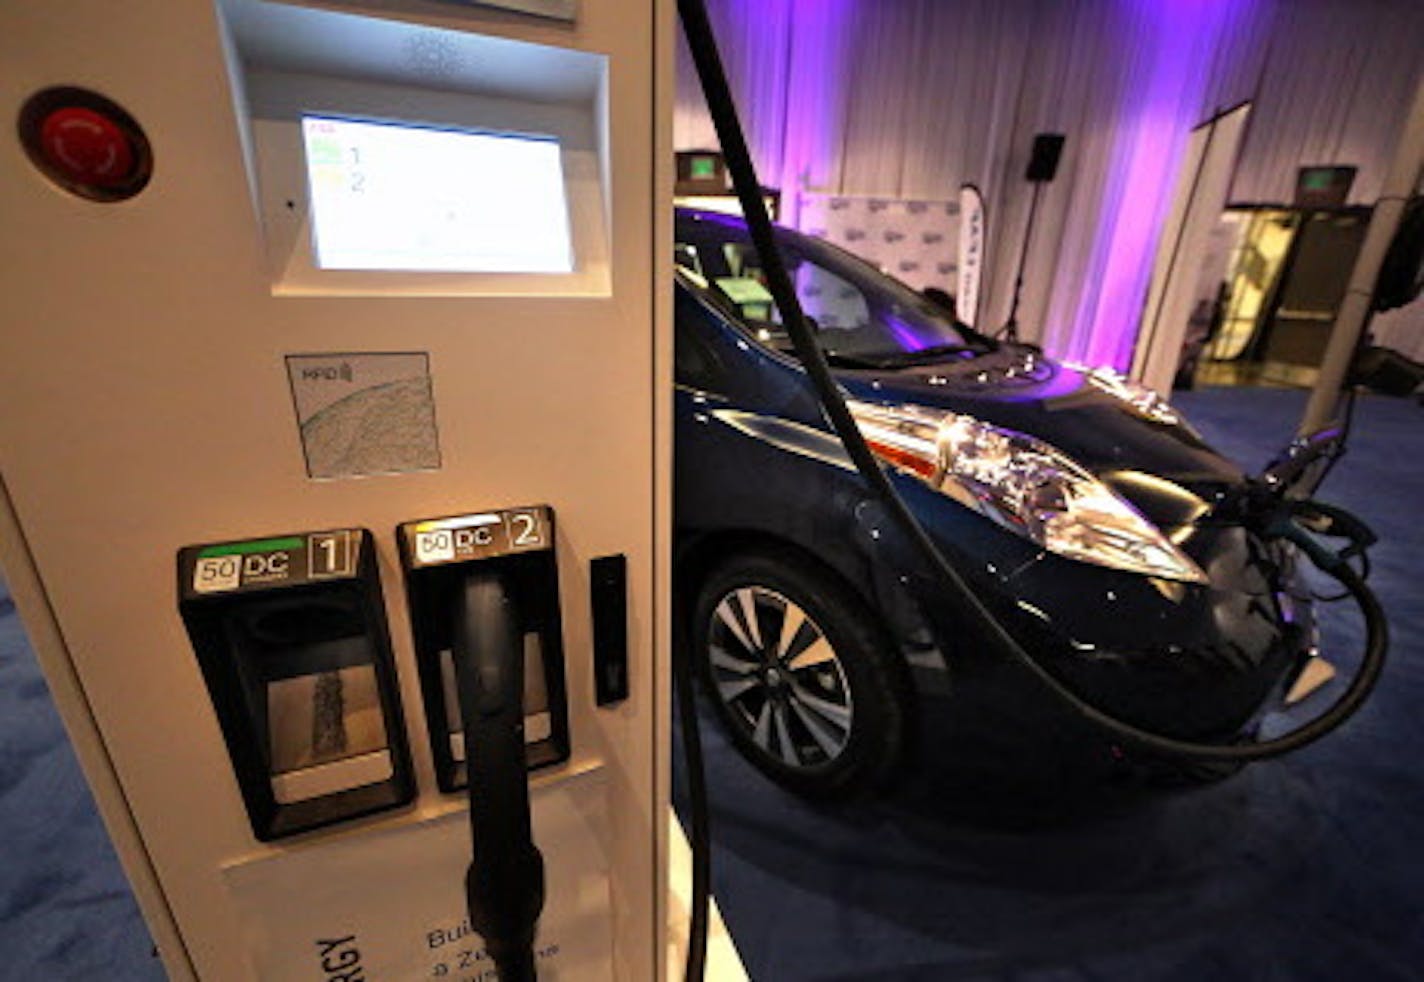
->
675;0;1424;369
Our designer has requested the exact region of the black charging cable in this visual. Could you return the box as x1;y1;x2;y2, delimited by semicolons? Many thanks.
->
674;608;710;982
453;572;544;982
678;0;1387;765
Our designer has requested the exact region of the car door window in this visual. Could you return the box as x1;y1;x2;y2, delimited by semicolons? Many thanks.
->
690;240;873;335
674;213;969;359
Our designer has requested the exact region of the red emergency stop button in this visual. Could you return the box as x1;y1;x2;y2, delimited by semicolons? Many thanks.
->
39;106;135;188
18;87;152;202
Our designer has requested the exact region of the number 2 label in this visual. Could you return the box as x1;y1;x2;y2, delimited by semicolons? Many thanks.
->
509;512;544;549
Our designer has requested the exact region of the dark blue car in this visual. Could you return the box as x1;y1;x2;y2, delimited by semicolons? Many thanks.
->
673;208;1322;798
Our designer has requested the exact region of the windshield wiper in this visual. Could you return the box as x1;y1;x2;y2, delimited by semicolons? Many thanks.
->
853;343;982;367
823;351;894;368
771;344;889;369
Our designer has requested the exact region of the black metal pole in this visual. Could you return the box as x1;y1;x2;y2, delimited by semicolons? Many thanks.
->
1003;180;1042;342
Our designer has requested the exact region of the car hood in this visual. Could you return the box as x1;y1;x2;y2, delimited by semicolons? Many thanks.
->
835;348;1245;529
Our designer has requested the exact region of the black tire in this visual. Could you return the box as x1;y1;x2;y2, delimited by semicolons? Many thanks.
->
690;549;911;799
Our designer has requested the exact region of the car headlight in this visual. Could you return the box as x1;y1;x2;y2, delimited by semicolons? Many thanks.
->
848;399;1208;584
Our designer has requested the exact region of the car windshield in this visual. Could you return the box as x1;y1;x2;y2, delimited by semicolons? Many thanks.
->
675;211;972;364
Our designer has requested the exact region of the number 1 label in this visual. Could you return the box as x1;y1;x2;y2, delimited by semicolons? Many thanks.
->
308;531;354;578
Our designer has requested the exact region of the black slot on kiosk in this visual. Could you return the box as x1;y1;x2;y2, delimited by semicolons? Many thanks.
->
177;528;414;840
398;506;570;793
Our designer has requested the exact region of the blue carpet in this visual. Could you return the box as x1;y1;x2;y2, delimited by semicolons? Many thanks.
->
0;580;161;980
1;387;1421;980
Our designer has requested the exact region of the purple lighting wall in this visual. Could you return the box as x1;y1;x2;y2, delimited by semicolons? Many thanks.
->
1066;1;1244;370
709;0;855;228
693;0;1260;371
778;0;854;227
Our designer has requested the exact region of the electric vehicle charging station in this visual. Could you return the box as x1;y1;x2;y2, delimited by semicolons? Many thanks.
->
0;1;675;978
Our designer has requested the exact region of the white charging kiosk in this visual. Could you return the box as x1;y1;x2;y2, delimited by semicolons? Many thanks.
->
0;1;673;978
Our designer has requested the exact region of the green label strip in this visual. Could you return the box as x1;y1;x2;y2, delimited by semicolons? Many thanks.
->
199;536;305;558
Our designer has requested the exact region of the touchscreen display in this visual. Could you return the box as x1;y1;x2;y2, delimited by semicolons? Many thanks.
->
302;116;573;273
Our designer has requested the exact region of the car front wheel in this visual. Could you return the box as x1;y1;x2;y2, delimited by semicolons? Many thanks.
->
690;550;911;799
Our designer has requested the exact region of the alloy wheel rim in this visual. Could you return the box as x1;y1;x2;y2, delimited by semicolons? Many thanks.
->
706;585;853;768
